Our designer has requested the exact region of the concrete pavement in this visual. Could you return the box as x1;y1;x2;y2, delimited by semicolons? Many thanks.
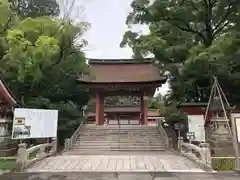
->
26;153;205;172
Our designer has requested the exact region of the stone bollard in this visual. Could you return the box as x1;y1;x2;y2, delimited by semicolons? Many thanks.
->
178;137;184;151
64;138;71;151
199;143;212;167
52;137;58;154
16;143;28;172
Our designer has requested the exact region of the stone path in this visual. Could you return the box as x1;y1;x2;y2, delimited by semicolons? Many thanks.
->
1;172;240;180
27;153;205;172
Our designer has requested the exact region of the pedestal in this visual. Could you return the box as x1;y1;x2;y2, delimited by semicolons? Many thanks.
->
207;117;234;155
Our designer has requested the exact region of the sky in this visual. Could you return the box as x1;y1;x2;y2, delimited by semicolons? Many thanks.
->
65;0;169;95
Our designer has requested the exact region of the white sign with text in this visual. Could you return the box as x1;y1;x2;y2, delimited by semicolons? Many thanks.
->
231;113;240;142
12;108;58;139
188;115;205;142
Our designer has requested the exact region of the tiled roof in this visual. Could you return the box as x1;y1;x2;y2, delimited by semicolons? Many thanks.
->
0;76;17;104
78;59;165;83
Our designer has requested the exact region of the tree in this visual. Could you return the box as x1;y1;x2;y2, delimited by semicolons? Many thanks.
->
9;0;60;18
122;0;240;103
0;0;90;144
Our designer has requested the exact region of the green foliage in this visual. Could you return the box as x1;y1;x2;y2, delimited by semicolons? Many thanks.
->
164;104;188;126
212;158;236;171
9;0;60;18
0;1;90;144
0;159;16;170
122;0;240;104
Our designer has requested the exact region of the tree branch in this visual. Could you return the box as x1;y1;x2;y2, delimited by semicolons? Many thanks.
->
188;0;200;12
212;1;235;37
161;17;208;45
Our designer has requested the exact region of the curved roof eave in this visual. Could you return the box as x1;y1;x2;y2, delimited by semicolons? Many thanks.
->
0;75;18;105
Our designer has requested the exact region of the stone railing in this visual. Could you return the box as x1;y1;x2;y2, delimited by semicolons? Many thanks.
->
180;142;212;169
157;120;169;148
64;119;85;151
16;137;57;172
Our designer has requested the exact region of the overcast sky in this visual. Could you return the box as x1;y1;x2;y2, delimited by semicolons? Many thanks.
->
65;0;169;95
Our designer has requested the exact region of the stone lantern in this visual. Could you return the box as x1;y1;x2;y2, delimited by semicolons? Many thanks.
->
207;96;233;155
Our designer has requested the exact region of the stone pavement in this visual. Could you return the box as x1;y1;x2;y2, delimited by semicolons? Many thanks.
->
27;153;205;172
1;172;240;180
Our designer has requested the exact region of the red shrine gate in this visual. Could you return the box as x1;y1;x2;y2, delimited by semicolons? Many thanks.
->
77;59;166;125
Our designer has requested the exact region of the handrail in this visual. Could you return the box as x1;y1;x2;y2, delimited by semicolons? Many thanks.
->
16;138;58;171
157;119;169;148
180;142;212;169
64;118;85;151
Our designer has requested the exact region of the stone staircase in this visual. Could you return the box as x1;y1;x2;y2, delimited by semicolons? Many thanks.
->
64;125;167;155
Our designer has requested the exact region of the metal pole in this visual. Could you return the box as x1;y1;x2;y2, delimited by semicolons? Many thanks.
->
231;117;240;170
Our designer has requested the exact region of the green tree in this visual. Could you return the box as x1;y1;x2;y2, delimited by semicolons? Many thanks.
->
122;0;240;103
9;0;60;18
0;1;90;144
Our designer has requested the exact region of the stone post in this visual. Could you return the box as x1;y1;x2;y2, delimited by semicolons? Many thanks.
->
178;137;183;151
16;143;27;172
199;143;212;167
52;137;58;154
64;138;71;151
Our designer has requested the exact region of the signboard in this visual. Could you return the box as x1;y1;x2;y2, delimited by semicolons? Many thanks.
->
231;113;240;142
235;118;240;142
186;132;196;140
188;115;205;142
12;108;58;139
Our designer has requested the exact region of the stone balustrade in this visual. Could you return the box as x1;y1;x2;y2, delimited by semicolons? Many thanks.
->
180;142;212;169
157;120;169;148
64;120;85;151
16;137;57;172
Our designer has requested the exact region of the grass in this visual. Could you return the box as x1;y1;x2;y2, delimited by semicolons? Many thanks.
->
0;159;16;170
212;158;236;171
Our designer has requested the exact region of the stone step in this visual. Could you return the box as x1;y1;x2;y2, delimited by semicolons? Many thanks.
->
69;147;166;152
82;129;158;132
79;131;160;134
77;136;162;142
78;133;162;136
73;144;165;147
78;134;162;139
74;141;164;145
84;125;153;128
64;150;167;155
82;129;158;131
76;139;163;142
72;145;165;149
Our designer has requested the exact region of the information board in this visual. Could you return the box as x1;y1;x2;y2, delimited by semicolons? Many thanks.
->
12;108;58;139
234;118;240;142
231;113;240;142
188;115;205;142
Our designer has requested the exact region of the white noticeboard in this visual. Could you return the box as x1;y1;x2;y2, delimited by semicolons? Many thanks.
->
235;118;240;142
231;113;240;142
188;115;205;142
12;108;58;139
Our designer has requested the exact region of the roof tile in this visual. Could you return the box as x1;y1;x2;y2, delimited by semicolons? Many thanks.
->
78;61;164;83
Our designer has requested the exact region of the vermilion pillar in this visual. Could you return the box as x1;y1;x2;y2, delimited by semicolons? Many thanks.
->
140;94;145;125
143;95;148;125
140;93;148;125
96;92;105;125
